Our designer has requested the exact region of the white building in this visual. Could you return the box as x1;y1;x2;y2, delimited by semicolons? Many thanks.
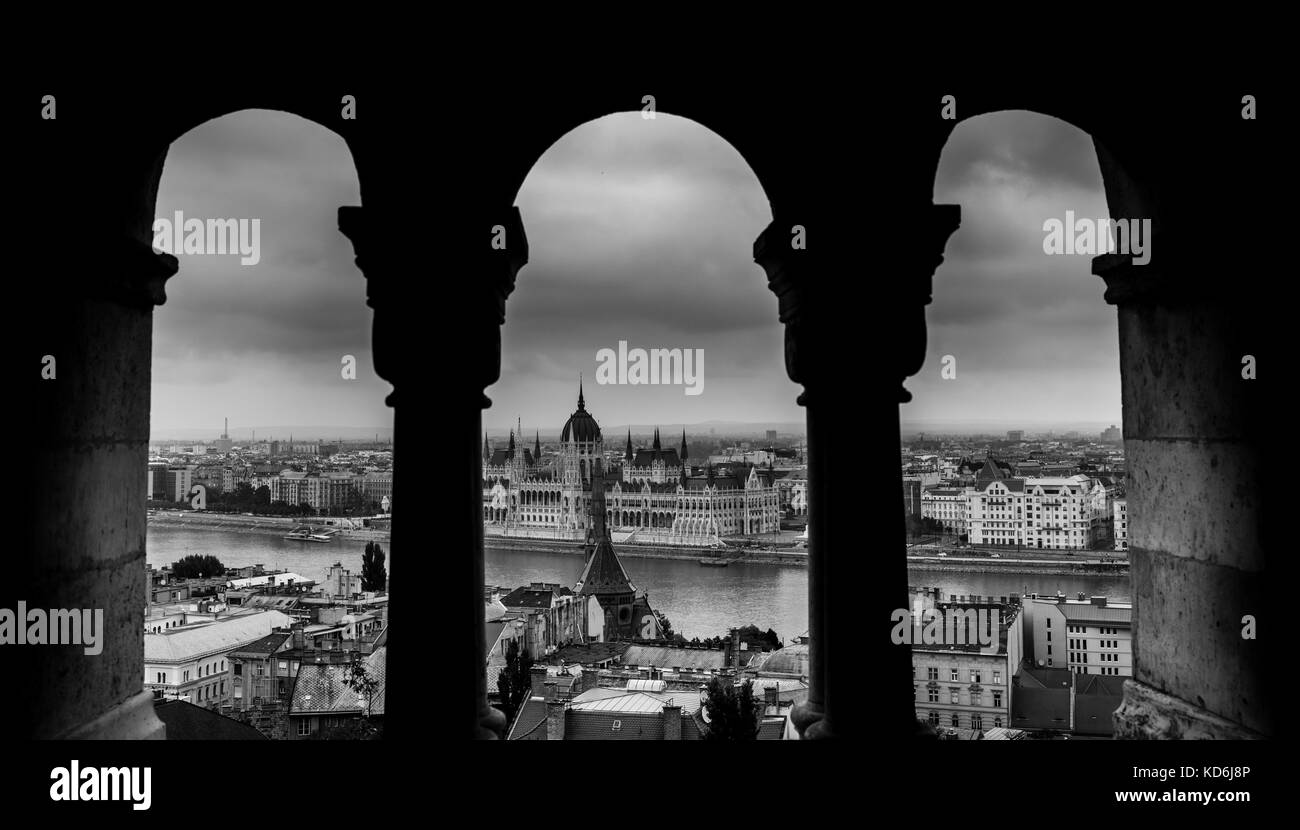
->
920;486;968;534
963;455;1109;550
1113;499;1128;550
1023;596;1131;676
144;610;293;707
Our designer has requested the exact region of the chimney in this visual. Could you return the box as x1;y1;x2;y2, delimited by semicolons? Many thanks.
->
292;622;305;651
544;683;566;741
530;665;549;698
662;703;682;741
730;627;741;671
764;685;778;708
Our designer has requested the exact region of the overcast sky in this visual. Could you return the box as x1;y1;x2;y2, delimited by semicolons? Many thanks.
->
919;110;1121;428
151;110;382;438
150;108;1119;439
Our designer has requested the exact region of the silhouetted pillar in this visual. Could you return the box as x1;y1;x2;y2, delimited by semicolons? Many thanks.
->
1096;255;1268;738
21;235;176;738
368;203;526;739
755;204;959;739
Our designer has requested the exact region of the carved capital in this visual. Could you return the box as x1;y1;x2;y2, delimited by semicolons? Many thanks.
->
897;204;961;403
753;220;813;403
92;235;178;310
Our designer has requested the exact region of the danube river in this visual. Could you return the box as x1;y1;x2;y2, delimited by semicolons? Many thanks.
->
147;526;1130;644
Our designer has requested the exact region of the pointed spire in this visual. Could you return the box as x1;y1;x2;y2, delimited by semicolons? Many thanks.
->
653;427;661;451
625;429;634;462
507;429;515;458
680;429;688;461
534;430;541;462
483;432;491;462
577;375;586;411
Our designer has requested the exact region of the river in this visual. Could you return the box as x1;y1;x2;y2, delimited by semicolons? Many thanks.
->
147;527;1131;644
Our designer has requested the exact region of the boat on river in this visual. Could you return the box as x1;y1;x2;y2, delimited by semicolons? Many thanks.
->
283;525;335;543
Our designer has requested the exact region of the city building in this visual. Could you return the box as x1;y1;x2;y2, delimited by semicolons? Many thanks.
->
1113;499;1128;550
920;487;967;535
1007;430;1024;442
287;646;386;739
482;385;781;544
1022;595;1132;676
911;595;1023;736
144;610;294;708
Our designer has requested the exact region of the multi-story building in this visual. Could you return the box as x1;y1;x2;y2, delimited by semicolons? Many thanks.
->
965;454;1108;550
483;385;781;544
144;610;294;708
911;599;1023;735
164;465;196;503
147;461;170;500
1022;595;1132;676
359;471;393;505
920;486;968;534
1113;499;1128;550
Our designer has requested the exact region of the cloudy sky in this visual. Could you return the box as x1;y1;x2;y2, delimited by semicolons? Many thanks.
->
150;108;1119;439
493;112;793;434
918;110;1121;429
151;110;383;439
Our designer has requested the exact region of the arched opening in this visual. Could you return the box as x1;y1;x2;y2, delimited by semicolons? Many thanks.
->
145;109;386;732
906;110;1128;737
481;111;804;732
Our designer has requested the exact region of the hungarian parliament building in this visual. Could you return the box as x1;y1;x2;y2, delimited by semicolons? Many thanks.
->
482;384;782;546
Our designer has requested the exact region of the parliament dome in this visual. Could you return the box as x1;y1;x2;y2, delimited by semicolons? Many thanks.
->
561;383;601;443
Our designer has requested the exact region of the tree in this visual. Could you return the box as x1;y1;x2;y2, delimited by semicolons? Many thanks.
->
495;639;533;727
361;541;387;591
171;554;225;579
701;676;760;741
653;609;683;641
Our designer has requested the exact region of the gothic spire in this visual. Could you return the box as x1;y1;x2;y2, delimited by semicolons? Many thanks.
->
680;429;688;461
483;432;491;462
577;375;586;411
625;429;634;462
653;427;661;451
507;429;515;458
534;431;541;462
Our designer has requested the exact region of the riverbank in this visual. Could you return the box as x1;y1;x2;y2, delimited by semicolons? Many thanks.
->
485;535;809;566
148;511;392;542
906;555;1129;576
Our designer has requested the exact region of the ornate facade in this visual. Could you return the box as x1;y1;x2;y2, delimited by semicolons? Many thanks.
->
482;386;781;544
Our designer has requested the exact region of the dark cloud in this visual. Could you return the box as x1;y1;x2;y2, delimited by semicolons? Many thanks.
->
915;111;1121;425
152;110;387;434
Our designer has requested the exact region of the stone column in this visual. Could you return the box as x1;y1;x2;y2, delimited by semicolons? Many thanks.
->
22;235;176;739
350;204;529;739
1096;254;1268;739
754;205;959;739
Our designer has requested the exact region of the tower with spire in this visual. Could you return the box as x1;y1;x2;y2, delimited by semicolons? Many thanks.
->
574;458;659;640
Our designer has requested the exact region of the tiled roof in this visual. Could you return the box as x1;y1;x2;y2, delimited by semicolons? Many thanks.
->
1057;605;1131;626
570;687;702;716
153;699;267;740
553;642;630;666
575;538;636;596
621;644;728;672
630;449;681;468
507;698;549;740
145;611;294;663
500;586;557;608
227;631;291;659
289;647;385;716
